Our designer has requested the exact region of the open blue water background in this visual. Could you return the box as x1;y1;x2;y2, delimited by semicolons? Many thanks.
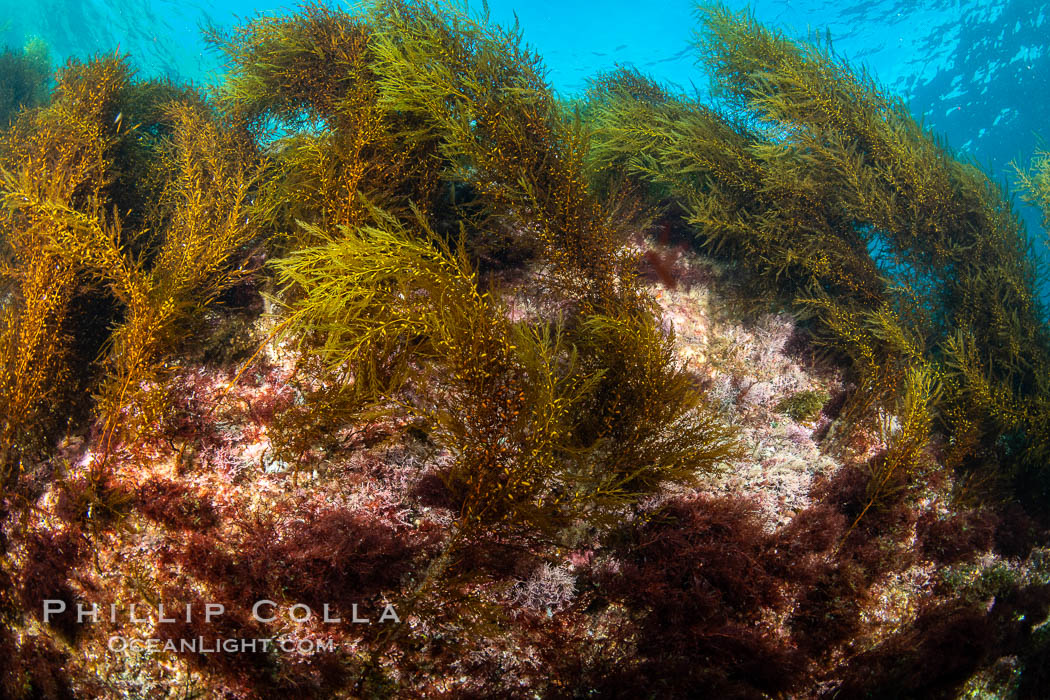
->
3;0;1048;288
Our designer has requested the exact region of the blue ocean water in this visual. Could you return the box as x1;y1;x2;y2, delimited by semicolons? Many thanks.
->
3;0;1048;266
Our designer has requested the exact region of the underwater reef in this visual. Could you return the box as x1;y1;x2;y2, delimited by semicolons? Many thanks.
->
1;2;1050;698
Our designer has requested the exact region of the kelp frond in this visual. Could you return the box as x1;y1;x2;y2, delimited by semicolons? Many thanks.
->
583;3;1050;512
367;0;643;314
1;54;262;472
1015;148;1050;234
274;215;590;535
274;209;738;535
